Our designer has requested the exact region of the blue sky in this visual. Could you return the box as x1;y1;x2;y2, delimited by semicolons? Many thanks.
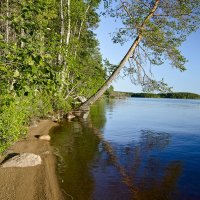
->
95;9;200;94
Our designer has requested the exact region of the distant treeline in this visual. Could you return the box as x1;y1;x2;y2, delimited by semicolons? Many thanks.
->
109;91;200;99
131;92;200;99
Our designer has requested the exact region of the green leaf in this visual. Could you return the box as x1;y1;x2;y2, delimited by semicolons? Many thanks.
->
32;66;37;73
26;57;34;66
0;66;7;71
13;70;20;77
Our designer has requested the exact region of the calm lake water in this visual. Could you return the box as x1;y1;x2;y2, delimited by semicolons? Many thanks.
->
50;98;200;200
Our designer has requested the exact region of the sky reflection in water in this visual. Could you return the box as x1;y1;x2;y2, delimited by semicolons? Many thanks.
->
51;98;200;200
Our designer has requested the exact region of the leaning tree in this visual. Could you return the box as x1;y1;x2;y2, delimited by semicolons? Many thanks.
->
79;0;200;109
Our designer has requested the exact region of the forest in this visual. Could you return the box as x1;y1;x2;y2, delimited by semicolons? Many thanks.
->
106;90;200;99
0;0;106;153
131;92;200;99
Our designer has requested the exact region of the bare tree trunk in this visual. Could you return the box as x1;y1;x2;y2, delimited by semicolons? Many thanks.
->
59;0;66;93
6;0;9;43
21;29;25;48
60;0;71;93
66;0;70;46
77;5;90;40
79;0;160;110
74;5;90;58
79;35;142;109
58;0;64;64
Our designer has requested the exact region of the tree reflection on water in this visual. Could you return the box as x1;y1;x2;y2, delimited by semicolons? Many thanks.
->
51;120;100;200
91;124;182;200
132;130;182;200
50;99;183;200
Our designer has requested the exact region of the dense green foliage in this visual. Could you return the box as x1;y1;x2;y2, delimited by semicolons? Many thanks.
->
0;94;57;152
104;85;114;97
0;0;106;153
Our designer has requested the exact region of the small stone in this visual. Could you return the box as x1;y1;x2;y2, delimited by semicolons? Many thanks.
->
30;121;38;128
82;112;89;119
73;110;82;117
66;112;76;120
51;114;62;122
39;135;51;141
77;96;87;103
42;151;50;155
1;153;42;168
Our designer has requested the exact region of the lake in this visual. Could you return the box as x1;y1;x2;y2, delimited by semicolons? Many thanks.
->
50;98;200;200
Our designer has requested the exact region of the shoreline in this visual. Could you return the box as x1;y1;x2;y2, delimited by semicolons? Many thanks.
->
0;120;64;200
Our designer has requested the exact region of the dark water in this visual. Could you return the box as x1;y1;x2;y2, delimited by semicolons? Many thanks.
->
50;98;200;200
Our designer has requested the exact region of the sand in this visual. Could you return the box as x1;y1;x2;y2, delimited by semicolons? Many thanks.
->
0;120;64;200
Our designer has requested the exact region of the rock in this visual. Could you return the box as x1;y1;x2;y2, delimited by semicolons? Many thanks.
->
82;111;89;119
1;153;42;168
66;112;76;120
51;116;58;122
39;135;51;141
73;109;90;118
42;151;50;155
73;110;82;117
77;96;87;103
30;121;38;128
51;113;63;122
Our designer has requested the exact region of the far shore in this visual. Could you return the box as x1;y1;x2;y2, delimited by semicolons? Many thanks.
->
0;120;64;200
108;91;200;99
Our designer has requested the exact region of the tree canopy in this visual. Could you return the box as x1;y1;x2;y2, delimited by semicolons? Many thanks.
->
0;0;105;152
0;0;105;99
80;0;200;108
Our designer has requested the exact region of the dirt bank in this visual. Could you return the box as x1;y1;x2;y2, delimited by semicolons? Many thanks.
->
0;120;64;200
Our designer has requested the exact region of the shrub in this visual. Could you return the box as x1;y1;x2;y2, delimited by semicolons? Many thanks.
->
0;92;68;153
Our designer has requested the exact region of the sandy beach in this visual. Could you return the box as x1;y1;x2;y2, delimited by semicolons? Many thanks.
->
0;120;64;200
